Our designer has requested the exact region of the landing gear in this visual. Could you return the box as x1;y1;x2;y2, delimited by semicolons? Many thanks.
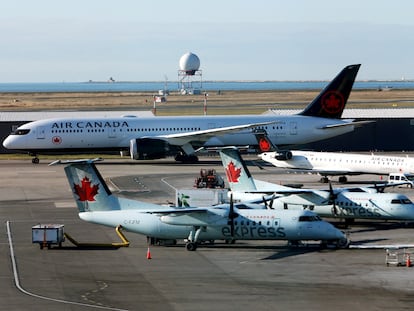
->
320;176;329;183
185;226;204;251
186;242;198;251
174;153;199;163
320;238;350;249
32;157;40;164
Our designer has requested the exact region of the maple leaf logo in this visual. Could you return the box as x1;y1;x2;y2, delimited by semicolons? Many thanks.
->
321;91;344;115
259;137;271;152
225;161;241;183
52;136;62;145
73;176;99;202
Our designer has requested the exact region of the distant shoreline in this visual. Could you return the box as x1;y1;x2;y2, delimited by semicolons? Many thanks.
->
0;80;413;93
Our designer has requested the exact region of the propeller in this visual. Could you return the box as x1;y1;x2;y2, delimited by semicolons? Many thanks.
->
262;194;275;209
227;193;238;237
328;182;339;216
373;183;385;193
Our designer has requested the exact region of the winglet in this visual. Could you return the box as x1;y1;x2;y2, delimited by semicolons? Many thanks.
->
299;64;360;119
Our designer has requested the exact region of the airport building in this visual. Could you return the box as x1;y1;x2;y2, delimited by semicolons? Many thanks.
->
1;108;414;154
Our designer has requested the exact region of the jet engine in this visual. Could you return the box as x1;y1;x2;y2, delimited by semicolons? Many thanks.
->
274;150;293;160
130;138;170;160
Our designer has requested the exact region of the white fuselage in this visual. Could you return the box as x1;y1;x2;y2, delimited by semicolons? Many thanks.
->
78;208;345;242
232;187;414;221
259;151;414;175
3;114;354;153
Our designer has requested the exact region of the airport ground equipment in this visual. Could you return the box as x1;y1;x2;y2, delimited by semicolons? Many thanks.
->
385;248;413;266
32;224;65;249
194;168;225;188
64;225;130;248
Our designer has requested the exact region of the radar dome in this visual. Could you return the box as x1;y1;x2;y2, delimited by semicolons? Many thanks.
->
179;52;200;75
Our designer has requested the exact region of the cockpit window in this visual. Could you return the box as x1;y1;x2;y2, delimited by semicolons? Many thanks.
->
298;215;322;222
391;198;413;204
12;129;30;135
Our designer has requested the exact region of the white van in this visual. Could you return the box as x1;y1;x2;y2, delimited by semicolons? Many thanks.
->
388;173;414;188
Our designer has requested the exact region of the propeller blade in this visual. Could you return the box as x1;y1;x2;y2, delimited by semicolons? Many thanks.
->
262;195;268;209
229;193;235;237
269;195;274;209
328;181;339;216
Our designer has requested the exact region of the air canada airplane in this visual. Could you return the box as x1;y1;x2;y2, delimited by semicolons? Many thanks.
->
4;64;365;163
54;158;349;250
255;131;414;183
219;148;414;223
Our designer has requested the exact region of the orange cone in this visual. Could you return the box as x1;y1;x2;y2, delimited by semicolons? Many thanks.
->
406;254;411;267
146;247;152;260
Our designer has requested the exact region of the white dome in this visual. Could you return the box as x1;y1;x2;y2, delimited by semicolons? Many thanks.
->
179;52;200;75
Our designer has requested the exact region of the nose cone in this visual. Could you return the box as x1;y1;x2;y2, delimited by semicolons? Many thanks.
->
2;135;13;149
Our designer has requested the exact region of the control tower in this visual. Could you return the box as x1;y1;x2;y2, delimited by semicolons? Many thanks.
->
178;52;202;94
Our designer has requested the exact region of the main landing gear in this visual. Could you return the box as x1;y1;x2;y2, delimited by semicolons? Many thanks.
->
185;226;204;251
30;153;40;164
174;152;199;163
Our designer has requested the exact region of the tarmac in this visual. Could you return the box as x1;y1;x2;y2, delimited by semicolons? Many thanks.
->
1;156;414;311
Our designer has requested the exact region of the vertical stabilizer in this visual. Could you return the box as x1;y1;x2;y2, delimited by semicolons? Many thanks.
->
299;64;360;119
254;130;278;153
64;161;121;212
219;148;257;191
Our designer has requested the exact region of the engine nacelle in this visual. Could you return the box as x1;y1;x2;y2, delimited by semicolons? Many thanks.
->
130;138;170;160
275;150;293;160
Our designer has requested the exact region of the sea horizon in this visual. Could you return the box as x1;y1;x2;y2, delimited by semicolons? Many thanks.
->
0;80;413;93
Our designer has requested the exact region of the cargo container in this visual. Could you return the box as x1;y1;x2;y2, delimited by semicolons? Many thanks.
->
32;224;65;249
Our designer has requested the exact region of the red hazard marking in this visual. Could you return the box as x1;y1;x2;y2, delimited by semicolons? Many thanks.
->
225;161;241;183
259;137;271;152
73;177;99;202
321;91;344;115
52;136;62;145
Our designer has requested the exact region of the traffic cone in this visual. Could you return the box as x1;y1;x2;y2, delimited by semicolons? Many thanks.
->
146;247;152;260
406;254;411;267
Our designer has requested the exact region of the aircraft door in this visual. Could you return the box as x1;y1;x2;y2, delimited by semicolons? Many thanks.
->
108;128;117;138
36;127;46;139
290;122;298;135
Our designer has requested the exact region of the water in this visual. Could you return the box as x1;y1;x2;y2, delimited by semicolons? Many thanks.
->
0;80;413;93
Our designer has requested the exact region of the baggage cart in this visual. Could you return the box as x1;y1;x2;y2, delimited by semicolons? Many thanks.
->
385;248;413;267
32;224;65;249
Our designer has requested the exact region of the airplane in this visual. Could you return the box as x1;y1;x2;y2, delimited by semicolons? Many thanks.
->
4;64;366;164
53;158;350;250
219;148;414;223
254;131;414;183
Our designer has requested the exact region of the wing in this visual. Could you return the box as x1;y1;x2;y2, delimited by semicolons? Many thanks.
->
153;121;275;146
320;120;374;129
146;208;225;226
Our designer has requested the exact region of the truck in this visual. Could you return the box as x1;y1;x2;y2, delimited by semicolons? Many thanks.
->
388;173;414;188
194;168;225;189
32;224;65;249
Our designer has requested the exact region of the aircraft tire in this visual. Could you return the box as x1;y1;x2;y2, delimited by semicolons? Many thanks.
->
186;242;198;251
337;238;350;249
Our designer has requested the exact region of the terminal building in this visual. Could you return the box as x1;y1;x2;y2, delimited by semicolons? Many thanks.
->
1;108;414;154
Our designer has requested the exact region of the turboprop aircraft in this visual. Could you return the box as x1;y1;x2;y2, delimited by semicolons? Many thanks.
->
4;64;365;164
219;148;414;223
54;158;349;250
255;131;414;183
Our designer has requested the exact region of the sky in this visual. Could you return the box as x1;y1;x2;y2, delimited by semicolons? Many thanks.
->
1;0;414;82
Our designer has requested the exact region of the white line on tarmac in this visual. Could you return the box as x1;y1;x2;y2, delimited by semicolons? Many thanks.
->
6;220;129;311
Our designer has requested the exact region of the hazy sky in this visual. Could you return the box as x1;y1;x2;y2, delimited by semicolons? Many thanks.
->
1;0;414;82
